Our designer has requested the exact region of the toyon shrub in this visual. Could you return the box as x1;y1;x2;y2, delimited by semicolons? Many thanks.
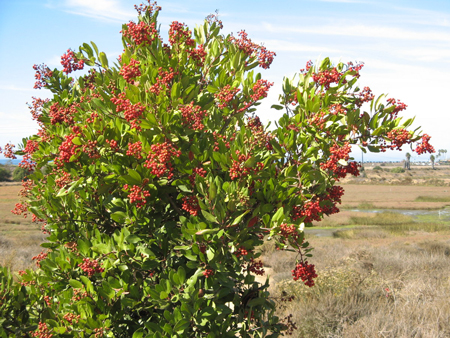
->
0;2;434;337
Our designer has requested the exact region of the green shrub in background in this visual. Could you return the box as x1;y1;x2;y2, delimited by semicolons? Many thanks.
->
391;167;405;173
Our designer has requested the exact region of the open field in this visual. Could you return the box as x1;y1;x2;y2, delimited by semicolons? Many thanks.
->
0;183;42;271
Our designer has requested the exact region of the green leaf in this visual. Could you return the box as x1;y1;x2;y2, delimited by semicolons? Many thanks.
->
247;297;266;307
271;104;284;110
92;243;109;254
72;137;82;145
91;41;99;56
177;266;186;284
128;169;142;183
201;210;218;223
231;210;249;225
99;52;109;69
272;207;284;223
69;279;83;289
132;328;144;338
126;234;140;244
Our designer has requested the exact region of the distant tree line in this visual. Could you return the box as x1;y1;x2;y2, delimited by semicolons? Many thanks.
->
0;164;30;182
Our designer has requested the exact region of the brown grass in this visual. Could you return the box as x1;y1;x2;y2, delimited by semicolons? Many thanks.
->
263;227;450;337
339;184;450;209
0;184;43;270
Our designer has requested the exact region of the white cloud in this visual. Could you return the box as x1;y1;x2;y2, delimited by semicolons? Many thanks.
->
262;22;450;43
62;0;135;22
263;39;342;54
0;85;36;93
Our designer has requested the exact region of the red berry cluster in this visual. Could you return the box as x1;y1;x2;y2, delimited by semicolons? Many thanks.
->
303;61;363;89
182;195;200;216
32;251;48;268
94;327;110;338
415;134;435;155
124;184;151;208
280;314;298;335
189;44;207;66
32;322;53;338
356;87;375;107
57;134;79;165
189;166;207;185
292;261;317;287
20;139;39;171
329;103;346;115
144;142;181;179
320;142;360;179
1;143;16;159
106;139;119;151
60;49;84;74
126;141;143;159
134;1;161;16
386;128;412;151
229;150;264;180
214;85;240;109
180;102;206;130
11;202;28;217
80;69;97;92
32;64;53;89
250;79;273;102
28;97;49;122
78;258;104;277
63;313;80;325
168;21;195;47
119;58;141;84
24;139;39;155
71;288;88;301
122;21;159;46
279;223;301;241
48;102;78;126
111;92;146;129
291;201;322;223
229;30;276;69
148;67;176;96
82;140;100;159
203;268;214;278
386;98;407;119
235;247;249;258
212;131;235;151
19;179;34;198
248;258;265;276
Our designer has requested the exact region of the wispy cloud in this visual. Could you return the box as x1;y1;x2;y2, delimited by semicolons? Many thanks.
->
263;22;450;43
57;0;135;23
263;39;342;54
0;85;36;93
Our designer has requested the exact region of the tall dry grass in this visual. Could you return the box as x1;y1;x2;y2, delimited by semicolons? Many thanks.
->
265;233;450;337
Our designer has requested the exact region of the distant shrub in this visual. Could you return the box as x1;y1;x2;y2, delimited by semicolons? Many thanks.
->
390;167;405;173
0;166;10;181
373;166;382;171
12;166;29;181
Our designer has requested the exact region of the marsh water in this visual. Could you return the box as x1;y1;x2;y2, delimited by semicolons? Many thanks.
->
306;206;450;237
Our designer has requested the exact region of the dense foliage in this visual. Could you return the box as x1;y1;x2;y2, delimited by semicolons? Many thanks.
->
0;2;433;337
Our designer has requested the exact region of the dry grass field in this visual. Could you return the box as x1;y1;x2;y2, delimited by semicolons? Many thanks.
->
2;166;450;336
0;183;42;271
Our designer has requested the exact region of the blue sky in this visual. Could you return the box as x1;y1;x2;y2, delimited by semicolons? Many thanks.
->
0;0;449;162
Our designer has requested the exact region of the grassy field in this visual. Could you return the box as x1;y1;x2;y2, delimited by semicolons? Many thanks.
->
0;183;43;271
2;170;450;336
